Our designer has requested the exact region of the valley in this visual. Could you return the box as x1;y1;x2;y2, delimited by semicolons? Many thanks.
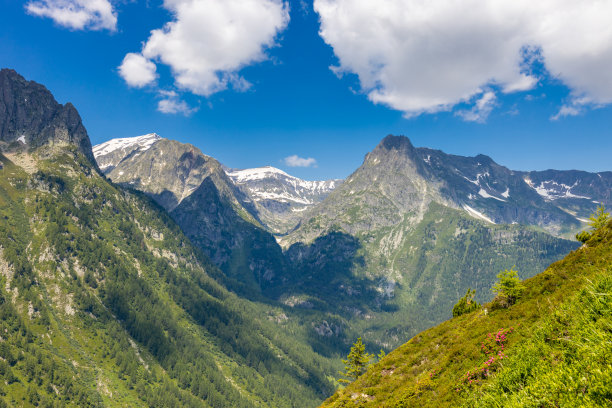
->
0;68;609;407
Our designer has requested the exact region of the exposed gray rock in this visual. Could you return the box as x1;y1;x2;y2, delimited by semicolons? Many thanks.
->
0;69;96;166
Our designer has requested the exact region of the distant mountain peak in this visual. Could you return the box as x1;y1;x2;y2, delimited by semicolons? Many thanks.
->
93;133;161;156
227;165;342;232
93;133;162;172
226;166;293;182
378;134;415;151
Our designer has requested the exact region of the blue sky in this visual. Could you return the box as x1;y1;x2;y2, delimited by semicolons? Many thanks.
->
1;0;611;180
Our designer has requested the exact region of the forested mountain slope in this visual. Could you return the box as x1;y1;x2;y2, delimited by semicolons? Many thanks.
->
321;217;612;407
274;136;580;349
0;69;335;407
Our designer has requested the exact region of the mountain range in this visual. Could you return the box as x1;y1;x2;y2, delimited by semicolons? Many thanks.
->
1;68;610;407
92;131;611;351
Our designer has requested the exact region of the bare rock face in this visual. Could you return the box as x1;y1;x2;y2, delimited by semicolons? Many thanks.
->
0;69;95;165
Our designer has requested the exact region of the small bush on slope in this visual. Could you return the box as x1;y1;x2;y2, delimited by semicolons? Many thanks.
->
319;219;612;408
452;288;481;317
490;267;525;309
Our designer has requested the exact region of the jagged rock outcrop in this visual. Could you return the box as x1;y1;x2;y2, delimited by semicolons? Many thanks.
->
0;68;96;165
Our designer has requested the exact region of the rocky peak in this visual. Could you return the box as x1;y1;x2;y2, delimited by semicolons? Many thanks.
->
365;135;423;172
0;69;95;165
378;134;416;152
93;133;162;173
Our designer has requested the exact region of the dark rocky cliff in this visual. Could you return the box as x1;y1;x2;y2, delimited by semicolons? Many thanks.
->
0;68;96;165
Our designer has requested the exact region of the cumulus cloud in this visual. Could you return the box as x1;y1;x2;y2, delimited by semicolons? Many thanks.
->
119;53;158;88
456;91;497;123
26;0;117;31
314;0;612;119
156;91;198;116
284;155;317;168
120;0;289;96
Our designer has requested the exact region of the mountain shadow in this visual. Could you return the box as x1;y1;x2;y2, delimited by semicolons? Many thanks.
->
273;231;390;313
171;176;288;298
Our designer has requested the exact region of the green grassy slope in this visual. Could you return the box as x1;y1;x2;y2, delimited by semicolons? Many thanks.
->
320;217;612;407
0;149;335;407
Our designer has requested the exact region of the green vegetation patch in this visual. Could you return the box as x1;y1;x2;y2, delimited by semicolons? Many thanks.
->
320;217;612;407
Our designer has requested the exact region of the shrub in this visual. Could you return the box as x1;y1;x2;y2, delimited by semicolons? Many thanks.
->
491;267;524;308
576;230;591;243
452;288;481;317
457;327;514;392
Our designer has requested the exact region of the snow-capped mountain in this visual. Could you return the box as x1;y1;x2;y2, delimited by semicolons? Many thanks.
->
93;134;342;233
227;166;340;209
282;136;612;249
93;133;161;173
93;134;610;239
226;166;341;233
93;134;287;290
413;144;612;236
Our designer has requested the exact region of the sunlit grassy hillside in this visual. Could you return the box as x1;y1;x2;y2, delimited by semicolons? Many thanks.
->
321;217;612;407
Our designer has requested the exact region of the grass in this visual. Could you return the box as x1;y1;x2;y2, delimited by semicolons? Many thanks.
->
320;219;612;407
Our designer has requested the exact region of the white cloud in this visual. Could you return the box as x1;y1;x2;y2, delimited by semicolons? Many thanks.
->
550;97;596;121
456;91;497;123
26;0;117;31
119;53;158;88
314;0;612;119
284;155;317;167
121;0;289;96
551;105;581;121
156;91;198;116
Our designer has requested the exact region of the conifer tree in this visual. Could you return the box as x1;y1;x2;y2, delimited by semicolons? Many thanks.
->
452;288;481;317
589;205;610;230
491;267;524;307
576;205;609;243
338;337;374;384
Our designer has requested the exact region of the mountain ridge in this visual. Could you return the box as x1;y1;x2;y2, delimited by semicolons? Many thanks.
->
93;132;596;351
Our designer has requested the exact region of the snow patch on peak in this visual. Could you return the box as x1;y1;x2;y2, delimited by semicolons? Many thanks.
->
226;166;292;183
17;135;26;144
462;172;490;186
478;188;507;202
524;178;591;201
226;166;341;207
462;204;495;224
93;133;162;159
501;188;510;198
